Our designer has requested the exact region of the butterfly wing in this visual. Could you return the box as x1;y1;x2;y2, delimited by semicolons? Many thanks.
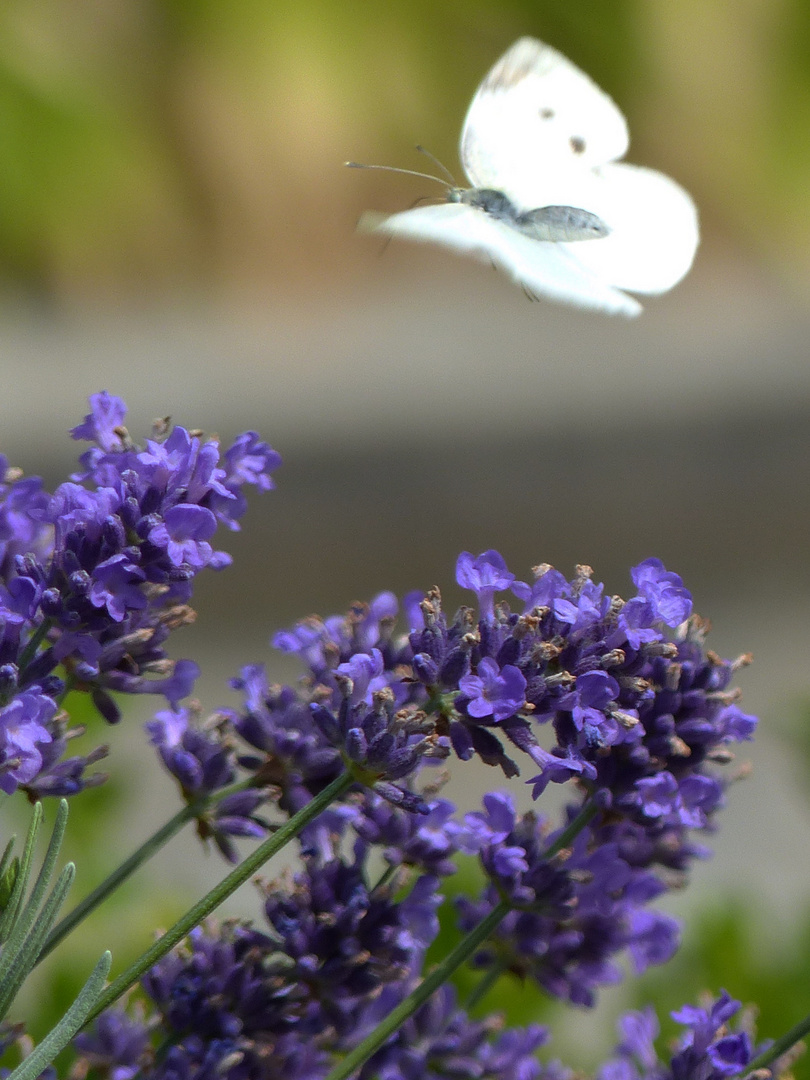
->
460;37;629;206
359;204;642;317
558;163;699;293
458;37;698;297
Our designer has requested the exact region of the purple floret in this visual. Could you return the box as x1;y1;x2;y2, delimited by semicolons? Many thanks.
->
459;656;527;722
456;549;515;620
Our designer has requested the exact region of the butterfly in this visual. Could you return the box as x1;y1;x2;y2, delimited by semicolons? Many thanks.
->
348;37;699;317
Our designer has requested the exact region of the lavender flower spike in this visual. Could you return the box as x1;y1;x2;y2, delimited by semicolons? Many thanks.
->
0;391;279;797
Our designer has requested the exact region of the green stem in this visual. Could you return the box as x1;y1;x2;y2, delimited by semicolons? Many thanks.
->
325;794;600;1080
545;797;600;857
56;672;77;708
16;620;54;679
38;778;251;964
740;1013;810;1076
85;772;353;1025
325;899;511;1080
464;960;504;1011
369;864;397;895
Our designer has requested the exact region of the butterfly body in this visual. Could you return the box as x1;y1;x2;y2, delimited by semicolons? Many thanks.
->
450;187;610;243
353;37;699;317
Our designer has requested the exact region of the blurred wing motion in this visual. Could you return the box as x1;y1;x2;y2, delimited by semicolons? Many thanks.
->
360;205;642;317
355;37;699;315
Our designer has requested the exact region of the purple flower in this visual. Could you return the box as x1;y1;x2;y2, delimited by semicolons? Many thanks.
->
209;432;282;530
454;796;690;1006
336;649;388;705
310;685;444;814
351;794;462;877
631;558;692;627
600;992;766;1080
626;908;680;971
70;391;128;453
73;1009;150;1080
261;851;441;1029
459;657;526;721
0;688;56;793
456;549;515;620
511;565;570;612
571;670;621;740
356;984;553;1080
148;504;220;570
88;554;147;621
458;790;519;850
0;392;278;798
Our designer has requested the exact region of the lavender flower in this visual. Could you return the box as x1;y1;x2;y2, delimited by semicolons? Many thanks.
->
75;836;445;1080
236;552;754;895
138;921;330;1080
455;550;515;621
73;545;762;1080
73;1009;151;1080
355;984;555;1080
459;657;527;722
146;705;271;861
226;654;448;817
598;992;765;1080
350;793;462;877
261;854;441;1034
455;791;681;1006
0;391;279;797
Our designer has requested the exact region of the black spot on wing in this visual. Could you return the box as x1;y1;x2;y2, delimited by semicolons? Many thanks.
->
539;107;555;119
570;135;586;154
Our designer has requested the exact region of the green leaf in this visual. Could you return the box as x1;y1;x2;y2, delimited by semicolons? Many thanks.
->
0;863;76;1020
0;845;19;918
6;951;112;1080
0;804;43;945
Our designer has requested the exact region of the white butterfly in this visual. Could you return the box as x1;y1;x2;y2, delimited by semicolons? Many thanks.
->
349;37;699;317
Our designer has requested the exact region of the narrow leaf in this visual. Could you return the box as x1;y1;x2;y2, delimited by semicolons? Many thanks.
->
0;805;42;945
0;864;76;1021
7;951;112;1080
0;802;67;979
0;838;18;915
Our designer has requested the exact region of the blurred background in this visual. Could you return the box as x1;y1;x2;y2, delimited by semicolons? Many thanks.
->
3;0;810;1070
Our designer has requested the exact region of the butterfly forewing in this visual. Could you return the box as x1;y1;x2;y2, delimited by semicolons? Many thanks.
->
460;37;630;206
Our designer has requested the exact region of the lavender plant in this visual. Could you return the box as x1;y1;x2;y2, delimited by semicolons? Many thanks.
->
0;391;803;1080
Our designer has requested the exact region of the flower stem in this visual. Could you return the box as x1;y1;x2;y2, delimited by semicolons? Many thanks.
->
369;864;398;895
740;1013;810;1076
16;619;54;680
464;959;504;1011
545;797;600;859
325;898;511;1080
38;777;257;964
85;771;353;1025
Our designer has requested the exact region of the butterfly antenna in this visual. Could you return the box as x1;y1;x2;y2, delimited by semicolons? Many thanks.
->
345;162;451;189
414;145;457;186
